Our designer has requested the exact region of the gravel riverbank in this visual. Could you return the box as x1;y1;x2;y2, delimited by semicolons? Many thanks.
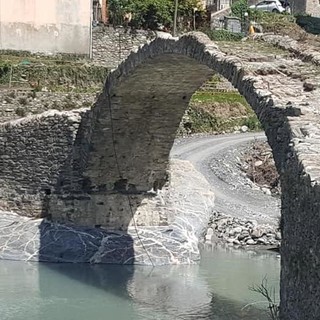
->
171;133;281;250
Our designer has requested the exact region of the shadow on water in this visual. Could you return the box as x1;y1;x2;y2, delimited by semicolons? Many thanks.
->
0;243;280;320
32;248;278;320
36;264;270;320
37;219;135;264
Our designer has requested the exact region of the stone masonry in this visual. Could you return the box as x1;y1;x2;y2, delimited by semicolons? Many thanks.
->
1;31;320;318
0;109;85;216
92;26;156;68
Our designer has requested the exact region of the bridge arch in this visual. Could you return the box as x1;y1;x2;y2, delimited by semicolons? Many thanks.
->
76;32;289;198
0;31;318;319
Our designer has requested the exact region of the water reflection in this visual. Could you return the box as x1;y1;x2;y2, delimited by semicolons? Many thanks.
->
0;247;280;320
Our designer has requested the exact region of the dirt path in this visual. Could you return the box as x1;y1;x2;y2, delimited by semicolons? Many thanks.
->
171;132;281;226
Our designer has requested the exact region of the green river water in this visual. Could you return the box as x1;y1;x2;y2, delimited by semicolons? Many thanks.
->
0;245;280;320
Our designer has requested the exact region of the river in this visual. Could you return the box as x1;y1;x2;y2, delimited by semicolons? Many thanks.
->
0;245;280;320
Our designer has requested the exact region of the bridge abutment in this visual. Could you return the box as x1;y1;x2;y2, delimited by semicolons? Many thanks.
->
49;191;170;229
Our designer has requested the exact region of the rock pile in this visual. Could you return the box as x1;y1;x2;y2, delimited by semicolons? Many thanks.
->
204;212;281;248
240;140;280;197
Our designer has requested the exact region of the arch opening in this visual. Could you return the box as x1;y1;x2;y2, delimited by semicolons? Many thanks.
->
48;33;286;232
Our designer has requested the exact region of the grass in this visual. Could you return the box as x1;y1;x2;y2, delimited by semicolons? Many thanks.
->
202;29;244;42
249;277;280;320
0;52;108;93
191;91;248;105
0;50;88;66
217;40;288;56
179;81;262;135
179;104;262;135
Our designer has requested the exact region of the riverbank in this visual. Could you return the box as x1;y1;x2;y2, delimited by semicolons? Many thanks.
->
203;211;281;249
201;137;281;249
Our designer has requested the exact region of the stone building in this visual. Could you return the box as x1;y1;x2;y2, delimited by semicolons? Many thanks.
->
206;0;231;11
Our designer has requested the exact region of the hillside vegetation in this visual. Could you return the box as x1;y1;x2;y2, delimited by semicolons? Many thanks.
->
179;75;261;135
0;53;261;134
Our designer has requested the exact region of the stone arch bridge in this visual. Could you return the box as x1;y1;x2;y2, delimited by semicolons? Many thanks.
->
1;32;320;319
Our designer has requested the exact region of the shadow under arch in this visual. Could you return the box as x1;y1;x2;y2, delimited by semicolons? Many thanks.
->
40;31;297;266
48;32;294;231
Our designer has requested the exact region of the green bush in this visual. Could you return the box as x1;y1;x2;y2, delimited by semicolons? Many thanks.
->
249;9;295;23
231;0;248;18
241;115;262;131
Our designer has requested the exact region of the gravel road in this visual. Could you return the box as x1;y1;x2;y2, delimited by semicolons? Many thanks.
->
170;132;281;226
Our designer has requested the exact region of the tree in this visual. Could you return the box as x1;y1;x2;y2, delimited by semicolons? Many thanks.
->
108;0;129;26
231;0;249;18
128;0;173;30
108;0;204;30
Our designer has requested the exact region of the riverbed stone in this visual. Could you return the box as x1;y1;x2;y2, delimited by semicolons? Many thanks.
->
240;125;248;133
251;228;265;239
232;227;243;234
246;239;256;245
275;232;282;240
238;231;250;241
257;237;268;245
254;160;263;167
206;212;280;248
261;187;272;196
206;227;214;236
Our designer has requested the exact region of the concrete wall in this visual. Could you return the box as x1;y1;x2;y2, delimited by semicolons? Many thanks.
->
305;0;320;16
290;0;320;15
0;0;91;55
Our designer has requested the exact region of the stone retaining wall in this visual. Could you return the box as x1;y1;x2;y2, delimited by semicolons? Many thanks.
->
0;91;96;123
92;26;156;68
0;109;84;216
